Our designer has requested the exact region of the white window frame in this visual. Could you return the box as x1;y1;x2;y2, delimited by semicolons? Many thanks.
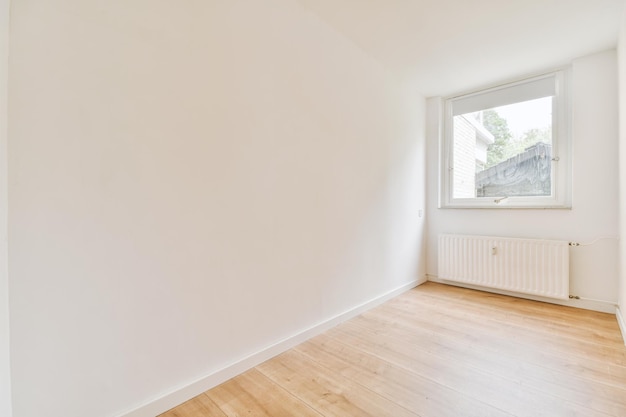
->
440;69;572;209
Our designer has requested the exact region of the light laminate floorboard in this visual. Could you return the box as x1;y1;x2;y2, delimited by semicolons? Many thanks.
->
160;282;626;417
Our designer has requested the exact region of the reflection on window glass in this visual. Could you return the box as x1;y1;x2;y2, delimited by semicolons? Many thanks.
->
452;96;553;199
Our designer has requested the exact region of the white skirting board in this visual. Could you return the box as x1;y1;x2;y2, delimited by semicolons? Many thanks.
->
115;278;425;417
427;275;616;314
617;307;626;346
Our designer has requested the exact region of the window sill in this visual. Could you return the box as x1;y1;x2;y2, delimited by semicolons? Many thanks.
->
440;199;572;209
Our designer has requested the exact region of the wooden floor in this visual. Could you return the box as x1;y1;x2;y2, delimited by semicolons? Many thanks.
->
160;282;626;417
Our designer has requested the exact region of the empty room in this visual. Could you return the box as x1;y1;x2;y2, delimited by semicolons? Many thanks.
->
1;1;626;416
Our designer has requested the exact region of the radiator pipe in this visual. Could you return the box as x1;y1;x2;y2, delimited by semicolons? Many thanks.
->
569;294;617;306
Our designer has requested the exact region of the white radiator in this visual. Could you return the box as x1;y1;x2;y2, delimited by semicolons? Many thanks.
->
438;234;570;300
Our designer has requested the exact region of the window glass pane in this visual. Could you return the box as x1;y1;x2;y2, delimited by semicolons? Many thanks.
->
452;96;553;199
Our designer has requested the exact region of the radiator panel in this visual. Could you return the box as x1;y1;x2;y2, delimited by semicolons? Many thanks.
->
438;234;569;300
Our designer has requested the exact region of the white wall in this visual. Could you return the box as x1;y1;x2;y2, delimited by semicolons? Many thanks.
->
426;50;619;313
618;9;626;341
7;1;426;417
0;0;11;415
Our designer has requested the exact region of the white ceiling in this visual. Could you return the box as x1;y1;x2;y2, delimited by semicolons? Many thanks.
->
296;0;625;97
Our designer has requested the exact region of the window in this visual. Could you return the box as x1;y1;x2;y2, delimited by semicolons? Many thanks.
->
440;70;571;208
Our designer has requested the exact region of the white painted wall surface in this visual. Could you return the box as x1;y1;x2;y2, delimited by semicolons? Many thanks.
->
426;50;619;312
7;1;426;416
618;10;626;341
0;0;11;415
